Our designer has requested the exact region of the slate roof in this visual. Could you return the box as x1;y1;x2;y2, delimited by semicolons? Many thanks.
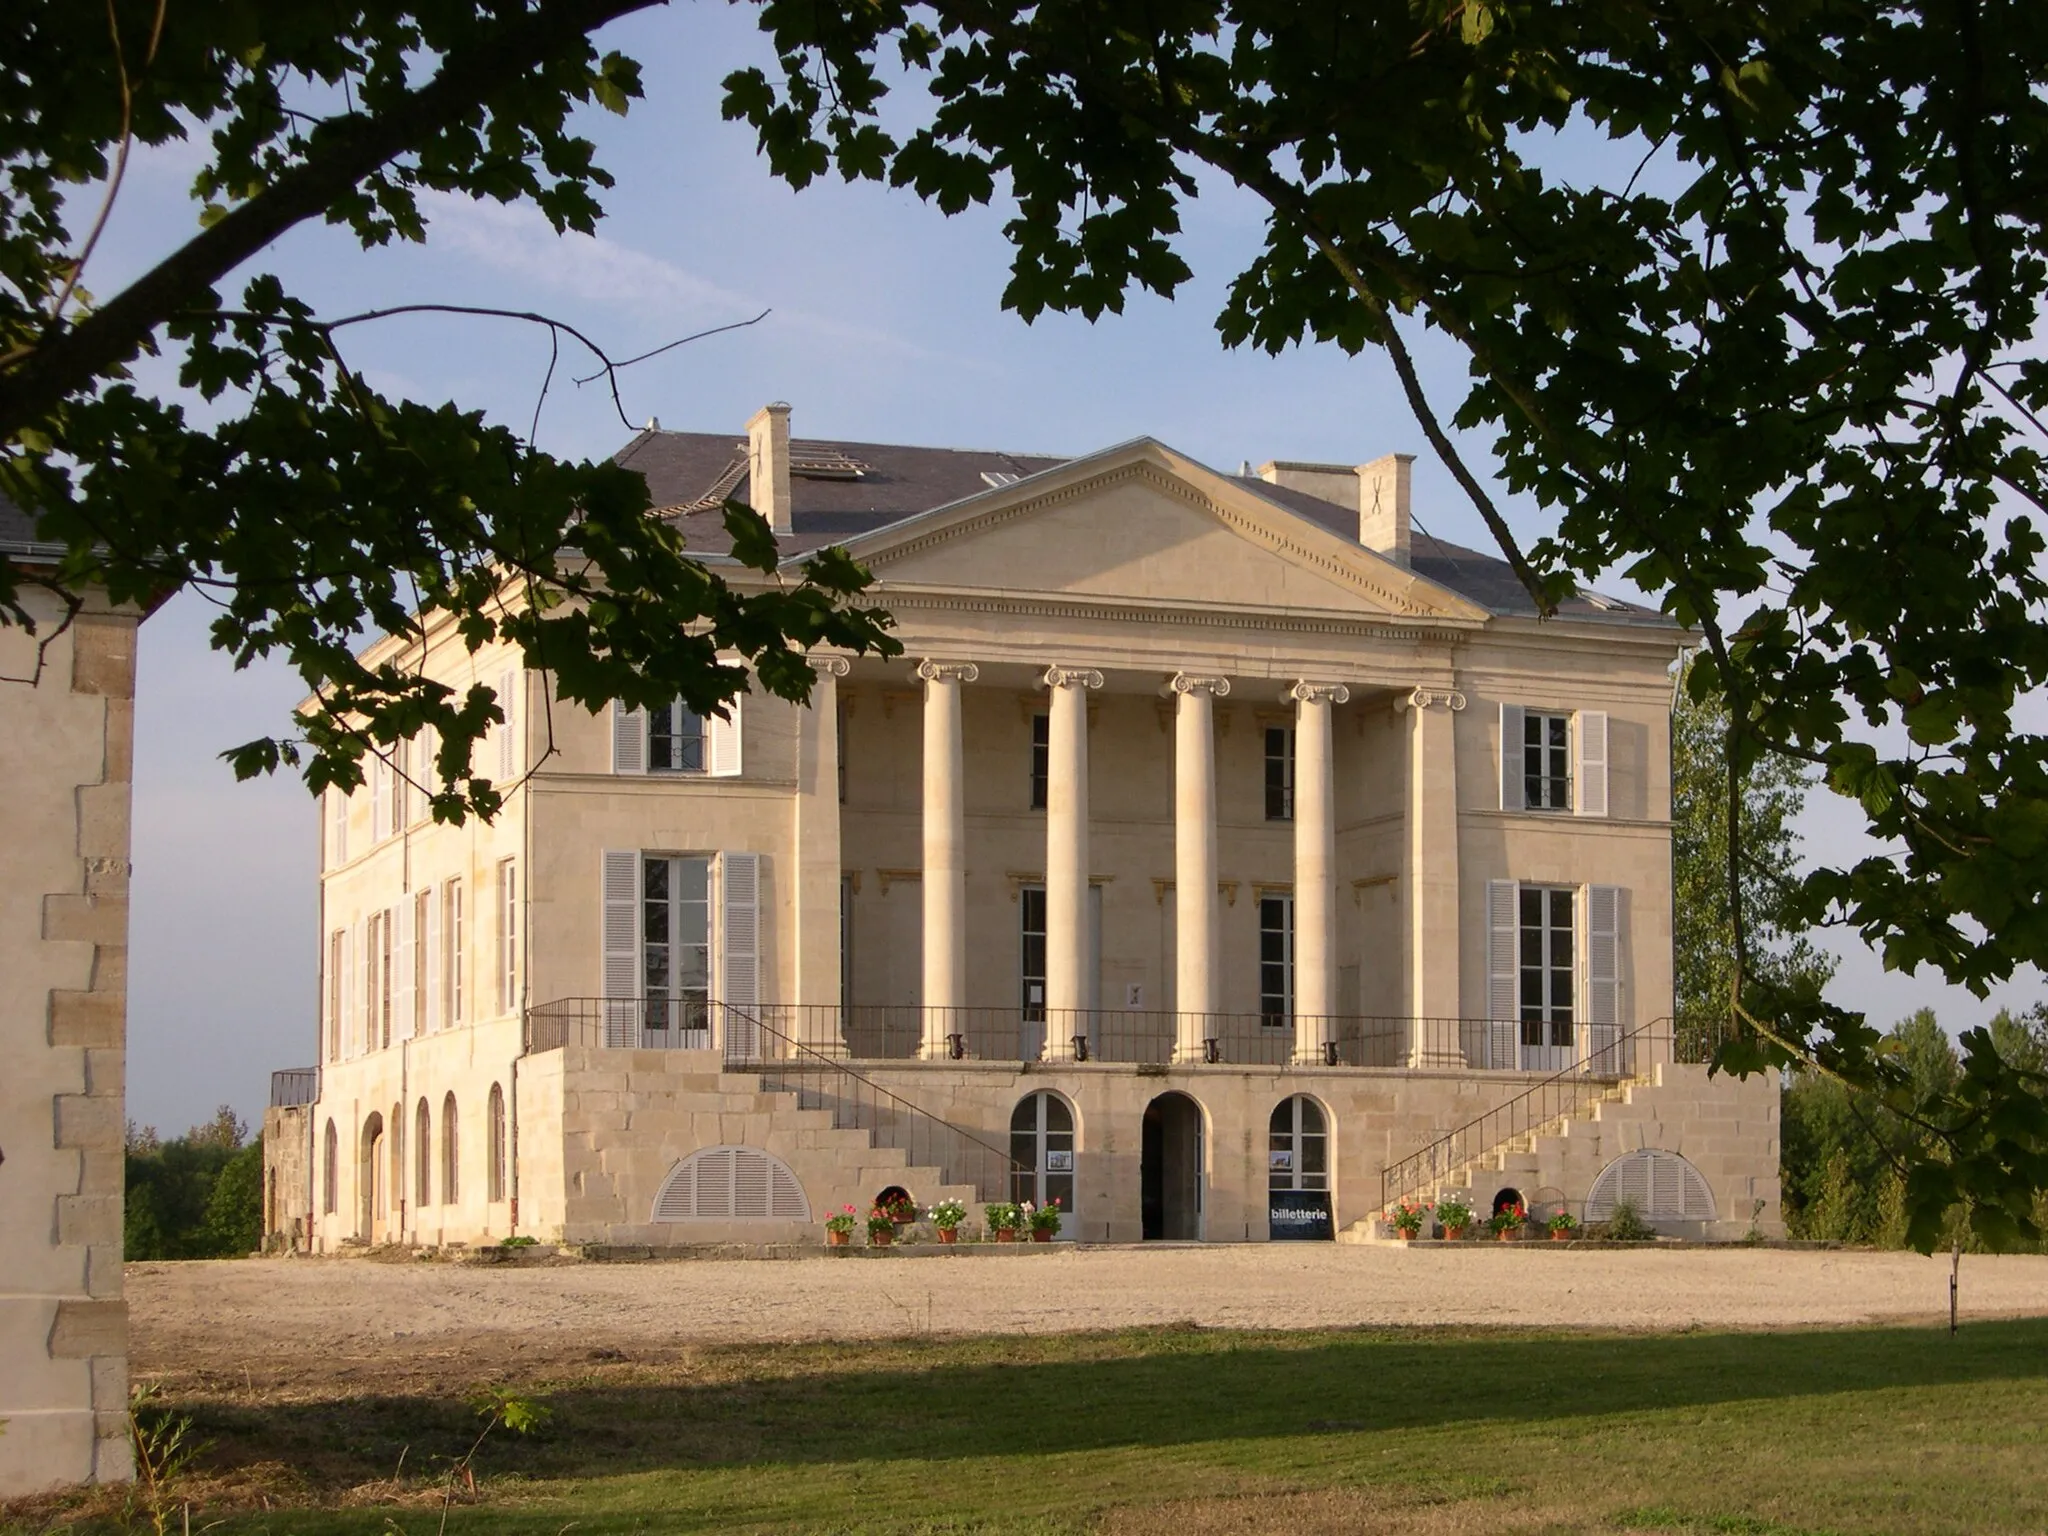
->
0;493;51;552
612;426;1669;624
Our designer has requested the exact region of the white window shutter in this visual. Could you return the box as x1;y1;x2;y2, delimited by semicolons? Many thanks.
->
710;697;744;778
1498;703;1525;811
611;701;646;774
1486;879;1518;1069
1586;884;1623;1067
370;758;388;841
425;890;443;1035
1575;710;1609;817
331;790;348;864
602;850;640;1046
721;852;762;1057
498;668;518;782
395;897;416;1043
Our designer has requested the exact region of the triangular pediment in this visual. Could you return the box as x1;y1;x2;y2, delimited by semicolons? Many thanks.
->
845;442;1486;623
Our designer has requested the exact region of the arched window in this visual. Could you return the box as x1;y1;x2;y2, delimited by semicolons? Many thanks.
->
653;1146;810;1220
1585;1149;1717;1223
441;1092;459;1205
1268;1096;1328;1192
1010;1092;1076;1217
322;1119;338;1214
415;1098;432;1208
487;1083;507;1204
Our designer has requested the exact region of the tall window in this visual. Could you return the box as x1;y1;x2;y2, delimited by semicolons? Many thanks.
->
441;1092;460;1205
1030;713;1049;809
415;1098;432;1208
649;700;705;772
413;889;432;1036
327;930;343;1061
1268;1096;1328;1192
322;1120;338;1214
445;879;465;1026
1010;1092;1076;1215
1020;885;1047;1020
487;1083;507;1203
1519;886;1576;1054
643;854;711;1034
1523;712;1571;810
497;858;519;1014
1259;894;1294;1027
1264;727;1295;821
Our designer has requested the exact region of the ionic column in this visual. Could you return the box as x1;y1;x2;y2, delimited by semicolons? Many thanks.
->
1288;681;1349;1064
1399;684;1465;1065
918;659;978;1056
1044;668;1103;1046
1170;672;1230;1060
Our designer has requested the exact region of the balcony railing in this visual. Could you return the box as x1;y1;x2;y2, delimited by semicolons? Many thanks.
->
269;1067;320;1108
524;999;1664;1073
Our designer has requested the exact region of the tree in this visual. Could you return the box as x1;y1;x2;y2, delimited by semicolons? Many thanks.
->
720;0;2048;1250
1672;654;1834;1051
2;0;898;826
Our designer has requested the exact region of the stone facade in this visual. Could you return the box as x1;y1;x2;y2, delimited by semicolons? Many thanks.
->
269;416;1779;1259
1;584;140;1496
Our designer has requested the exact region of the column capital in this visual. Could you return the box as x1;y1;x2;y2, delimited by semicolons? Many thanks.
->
1043;665;1105;690
810;654;852;679
1284;681;1351;707
1395;685;1466;713
916;658;980;685
1166;672;1232;698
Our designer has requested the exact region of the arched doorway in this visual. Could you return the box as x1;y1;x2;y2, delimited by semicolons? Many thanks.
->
1010;1091;1076;1236
358;1111;387;1243
1141;1092;1203;1240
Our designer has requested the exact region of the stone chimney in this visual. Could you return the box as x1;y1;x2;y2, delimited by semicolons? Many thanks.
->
746;401;793;535
1356;453;1414;567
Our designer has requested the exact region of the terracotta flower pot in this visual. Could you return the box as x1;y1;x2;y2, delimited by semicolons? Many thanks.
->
826;1229;850;1247
1397;1229;1416;1242
995;1228;1017;1243
937;1227;959;1245
869;1228;893;1247
1032;1229;1053;1243
1551;1228;1572;1242
1498;1229;1518;1243
1443;1226;1467;1242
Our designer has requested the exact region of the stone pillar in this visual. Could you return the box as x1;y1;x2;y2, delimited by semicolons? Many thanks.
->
1288;681;1349;1064
793;656;849;1048
1170;673;1229;1060
917;659;977;1056
1043;668;1102;1049
1400;685;1465;1065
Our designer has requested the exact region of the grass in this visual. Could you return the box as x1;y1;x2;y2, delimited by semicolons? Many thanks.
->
14;1319;2048;1535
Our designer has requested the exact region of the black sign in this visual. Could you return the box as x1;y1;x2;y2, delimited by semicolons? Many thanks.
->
1269;1189;1334;1242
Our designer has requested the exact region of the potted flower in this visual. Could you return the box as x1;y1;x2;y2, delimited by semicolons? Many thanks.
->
929;1199;967;1245
866;1206;897;1247
1028;1198;1063;1242
824;1205;858;1248
1489;1202;1527;1242
880;1191;918;1228
1434;1196;1474;1241
1547;1211;1580;1242
984;1201;1024;1242
1385;1200;1427;1241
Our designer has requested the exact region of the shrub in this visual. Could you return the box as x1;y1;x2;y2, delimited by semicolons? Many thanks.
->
1433;1196;1474;1233
1599;1198;1657;1242
928;1199;967;1231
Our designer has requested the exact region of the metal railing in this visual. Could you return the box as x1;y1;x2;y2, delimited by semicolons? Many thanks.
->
525;999;1598;1069
269;1067;320;1108
524;998;1026;1201
1377;1016;1730;1213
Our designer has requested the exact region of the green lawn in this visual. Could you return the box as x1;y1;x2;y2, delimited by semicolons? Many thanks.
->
26;1321;2048;1535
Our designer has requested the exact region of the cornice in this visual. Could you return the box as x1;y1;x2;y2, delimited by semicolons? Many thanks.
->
868;585;1479;645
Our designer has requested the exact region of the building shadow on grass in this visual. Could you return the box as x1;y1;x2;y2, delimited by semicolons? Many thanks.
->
182;1318;2048;1497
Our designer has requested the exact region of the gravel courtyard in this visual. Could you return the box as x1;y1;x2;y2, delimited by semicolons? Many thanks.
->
130;1244;2048;1393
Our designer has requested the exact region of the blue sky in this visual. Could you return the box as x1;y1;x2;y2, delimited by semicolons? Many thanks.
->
97;5;2040;1134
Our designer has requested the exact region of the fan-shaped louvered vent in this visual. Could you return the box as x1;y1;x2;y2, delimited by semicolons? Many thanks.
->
1584;1149;1717;1223
653;1146;810;1222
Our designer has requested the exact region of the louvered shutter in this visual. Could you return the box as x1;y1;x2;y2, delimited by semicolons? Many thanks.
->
721;852;761;1058
611;701;646;774
602;850;639;1046
415;726;437;824
370;758;389;841
424;888;443;1035
694;1148;735;1217
1486;879;1518;1069
498;668;518;781
1575;710;1609;817
768;1160;808;1218
734;1149;770;1215
1498;703;1525;811
338;927;354;1058
1586;884;1623;1070
395;898;416;1043
331;790;348;864
709;696;743;778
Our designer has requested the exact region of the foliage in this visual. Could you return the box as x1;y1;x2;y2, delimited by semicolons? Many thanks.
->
126;1382;206;1536
721;0;2048;1253
982;1201;1024;1234
865;1205;897;1238
497;1233;539;1248
1024;1197;1061;1234
0;0;898;826
877;1190;917;1223
1547;1211;1580;1235
1384;1200;1427;1236
926;1198;966;1231
125;1106;262;1260
1488;1202;1527;1236
1432;1196;1473;1234
823;1204;859;1236
1598;1200;1658;1244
